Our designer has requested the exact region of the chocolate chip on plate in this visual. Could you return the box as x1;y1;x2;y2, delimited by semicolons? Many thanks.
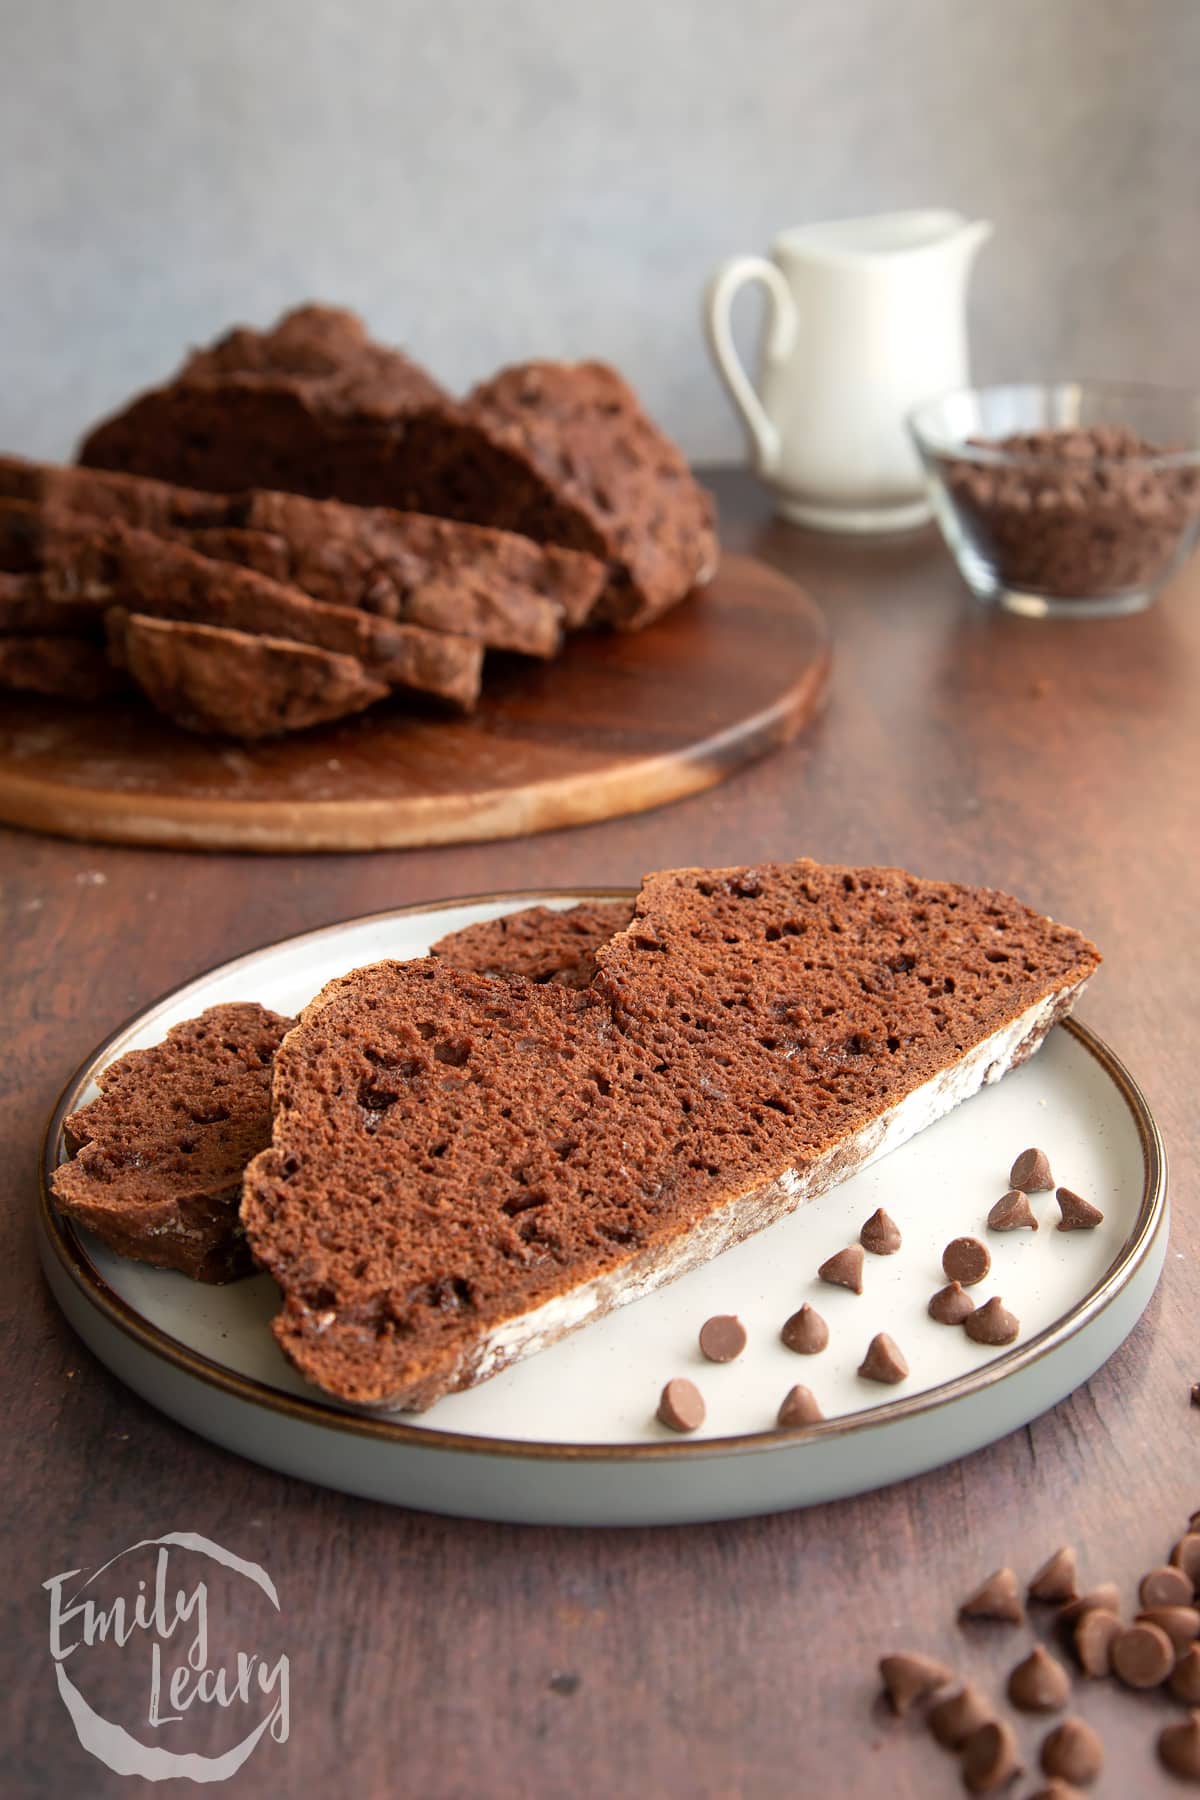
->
1159;1712;1200;1783
1171;1646;1200;1705
1056;1187;1104;1231
878;1650;955;1715
942;1236;991;1286
961;1718;1021;1792
780;1303;829;1354
858;1332;909;1385
1029;1546;1079;1605
963;1297;1020;1346
1010;1147;1054;1192
776;1385;823;1428
987;1190;1038;1231
1137;1605;1200;1652
1040;1716;1103;1786
929;1281;976;1326
1139;1562;1195;1608
1073;1608;1122;1678
1058;1583;1120;1630
656;1378;705;1433
1192;1384;1200;1408
927;1683;992;1749
1008;1645;1070;1712
698;1314;746;1363
1110;1618;1175;1688
860;1208;902;1255
960;1567;1025;1625
818;1244;864;1293
1173;1535;1200;1586
1027;1782;1087;1800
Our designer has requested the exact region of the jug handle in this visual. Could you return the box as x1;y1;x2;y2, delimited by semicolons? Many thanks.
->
704;257;797;475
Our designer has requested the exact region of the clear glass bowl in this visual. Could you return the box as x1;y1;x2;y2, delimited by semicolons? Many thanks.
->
908;382;1200;617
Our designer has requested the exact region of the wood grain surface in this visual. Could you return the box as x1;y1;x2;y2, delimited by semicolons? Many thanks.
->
3;469;1199;1799
0;555;829;852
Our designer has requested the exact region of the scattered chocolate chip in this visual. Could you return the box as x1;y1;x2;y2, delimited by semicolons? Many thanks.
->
698;1314;746;1363
1008;1645;1070;1712
1010;1147;1054;1191
962;1718;1021;1792
548;1671;580;1696
1055;1187;1103;1231
942;1236;992;1286
878;1650;955;1715
1173;1535;1200;1586
1171;1646;1200;1705
858;1332;909;1385
1058;1584;1121;1630
1111;1618;1175;1688
1039;1716;1103;1785
963;1297;1020;1346
987;1190;1038;1232
960;1567;1025;1625
1192;1383;1200;1408
1137;1605;1200;1652
860;1208;902;1255
1027;1783;1086;1800
1140;1563;1195;1608
656;1378;705;1433
928;1683;992;1749
1073;1608;1122;1677
818;1244;864;1293
1029;1546;1079;1605
1159;1712;1200;1783
929;1281;976;1325
780;1303;829;1354
776;1385;823;1428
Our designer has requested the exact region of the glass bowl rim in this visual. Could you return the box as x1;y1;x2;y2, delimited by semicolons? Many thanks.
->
908;380;1200;472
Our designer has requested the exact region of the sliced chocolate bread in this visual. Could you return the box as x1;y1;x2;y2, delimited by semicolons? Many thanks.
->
431;900;633;989
0;635;125;698
241;860;1100;1410
53;1003;293;1282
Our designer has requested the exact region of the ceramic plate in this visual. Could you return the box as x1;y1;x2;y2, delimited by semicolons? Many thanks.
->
38;892;1167;1526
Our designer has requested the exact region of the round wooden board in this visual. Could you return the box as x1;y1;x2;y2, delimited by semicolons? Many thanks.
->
0;554;829;852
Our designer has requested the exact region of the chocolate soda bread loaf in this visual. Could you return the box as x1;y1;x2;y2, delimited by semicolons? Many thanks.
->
242;860;1100;1410
432;900;633;989
54;1003;293;1282
0;634;124;698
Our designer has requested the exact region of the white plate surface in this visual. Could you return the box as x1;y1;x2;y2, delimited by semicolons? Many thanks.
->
38;892;1168;1525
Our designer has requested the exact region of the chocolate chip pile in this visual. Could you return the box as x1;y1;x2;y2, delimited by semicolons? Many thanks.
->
939;425;1200;600
879;1510;1200;1789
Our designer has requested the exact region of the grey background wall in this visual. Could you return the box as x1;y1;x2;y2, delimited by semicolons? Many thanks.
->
3;0;1197;463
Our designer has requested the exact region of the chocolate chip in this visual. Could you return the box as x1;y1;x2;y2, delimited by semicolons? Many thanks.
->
1159;1712;1200;1783
547;1671;580;1696
963;1297;1020;1346
698;1314;746;1363
860;1207;902;1255
776;1385;823;1428
929;1281;976;1325
1010;1147;1054;1191
942;1236;991;1286
1007;1645;1070;1712
1173;1535;1200;1586
1171;1646;1200;1705
987;1190;1038;1231
1027;1783;1086;1800
818;1244;864;1293
858;1332;909;1385
927;1683;992;1749
1192;1383;1200;1408
1111;1618;1175;1688
1029;1546;1079;1605
656;1378;705;1433
1073;1608;1122;1677
878;1650;955;1715
960;1567;1025;1625
1039;1716;1103;1785
1139;1563;1195;1608
780;1303;829;1354
1058;1584;1121;1630
1055;1187;1103;1231
961;1718;1021;1792
1137;1605;1200;1651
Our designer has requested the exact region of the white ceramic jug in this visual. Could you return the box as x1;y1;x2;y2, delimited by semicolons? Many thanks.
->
705;209;991;532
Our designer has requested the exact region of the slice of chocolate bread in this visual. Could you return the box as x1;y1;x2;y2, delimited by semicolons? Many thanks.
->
110;612;390;738
241;860;1100;1410
0;572;106;636
0;635;125;698
431;900;633;989
53;1003;293;1282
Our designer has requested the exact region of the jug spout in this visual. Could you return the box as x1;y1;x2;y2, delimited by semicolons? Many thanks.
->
948;218;993;280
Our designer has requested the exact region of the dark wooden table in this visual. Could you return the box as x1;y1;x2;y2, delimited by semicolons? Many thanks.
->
4;470;1198;1798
